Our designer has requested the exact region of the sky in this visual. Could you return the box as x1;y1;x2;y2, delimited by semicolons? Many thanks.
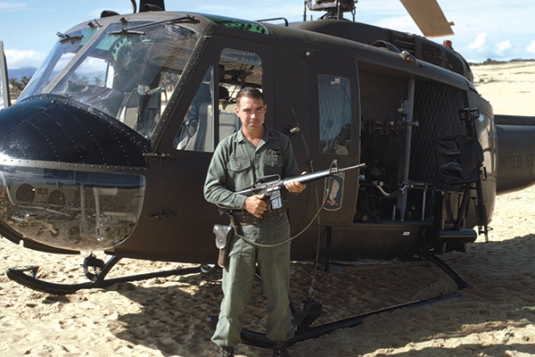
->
1;0;535;73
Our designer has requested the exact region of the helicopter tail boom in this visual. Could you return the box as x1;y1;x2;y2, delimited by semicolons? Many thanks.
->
495;115;535;194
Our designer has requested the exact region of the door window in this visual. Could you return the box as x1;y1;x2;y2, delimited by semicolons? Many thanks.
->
218;48;263;142
318;75;352;155
174;48;263;151
175;67;215;151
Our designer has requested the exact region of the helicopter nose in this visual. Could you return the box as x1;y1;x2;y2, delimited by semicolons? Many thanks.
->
0;95;149;251
0;95;150;165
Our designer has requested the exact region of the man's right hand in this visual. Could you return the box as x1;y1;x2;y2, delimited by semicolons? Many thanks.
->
244;194;268;218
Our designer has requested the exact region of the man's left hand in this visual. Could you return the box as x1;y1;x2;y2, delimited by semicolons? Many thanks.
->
285;171;307;193
285;181;306;193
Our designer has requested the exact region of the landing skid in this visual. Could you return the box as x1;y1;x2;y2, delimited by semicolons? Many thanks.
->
226;252;468;348
5;254;207;295
242;292;461;348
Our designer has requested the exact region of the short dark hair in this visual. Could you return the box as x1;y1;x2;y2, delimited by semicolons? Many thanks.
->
236;87;264;105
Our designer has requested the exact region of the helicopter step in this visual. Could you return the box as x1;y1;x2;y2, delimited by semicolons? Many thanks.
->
5;254;205;295
437;227;477;243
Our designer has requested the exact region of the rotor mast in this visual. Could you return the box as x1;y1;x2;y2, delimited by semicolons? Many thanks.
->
304;0;358;20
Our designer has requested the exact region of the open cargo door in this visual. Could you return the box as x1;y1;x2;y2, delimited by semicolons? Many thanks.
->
0;41;10;109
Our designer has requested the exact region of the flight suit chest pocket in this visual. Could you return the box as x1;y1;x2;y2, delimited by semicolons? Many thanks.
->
229;156;251;173
263;149;283;175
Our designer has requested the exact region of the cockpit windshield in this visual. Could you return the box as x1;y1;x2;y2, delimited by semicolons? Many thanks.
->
19;20;200;139
19;26;97;100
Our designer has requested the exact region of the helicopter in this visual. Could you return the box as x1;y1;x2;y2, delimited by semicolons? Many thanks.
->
1;0;535;347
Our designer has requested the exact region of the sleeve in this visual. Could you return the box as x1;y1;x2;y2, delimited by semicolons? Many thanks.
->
203;140;247;210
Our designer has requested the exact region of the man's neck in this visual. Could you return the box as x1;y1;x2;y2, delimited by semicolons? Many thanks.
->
242;126;265;147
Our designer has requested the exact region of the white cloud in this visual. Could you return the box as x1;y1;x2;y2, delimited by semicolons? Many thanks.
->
468;33;487;50
494;40;513;58
0;2;26;11
496;40;511;52
5;49;45;69
527;41;535;54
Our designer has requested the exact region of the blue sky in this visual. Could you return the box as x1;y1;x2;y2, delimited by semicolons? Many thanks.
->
1;0;535;72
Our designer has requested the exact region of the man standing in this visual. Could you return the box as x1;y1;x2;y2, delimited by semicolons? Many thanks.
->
204;87;305;357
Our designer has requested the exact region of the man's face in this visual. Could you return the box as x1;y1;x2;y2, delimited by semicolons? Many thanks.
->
236;95;267;133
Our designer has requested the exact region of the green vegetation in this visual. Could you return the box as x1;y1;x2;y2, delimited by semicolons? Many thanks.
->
470;58;535;66
8;76;30;99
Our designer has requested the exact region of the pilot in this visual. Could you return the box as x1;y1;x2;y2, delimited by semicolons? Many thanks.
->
204;87;306;357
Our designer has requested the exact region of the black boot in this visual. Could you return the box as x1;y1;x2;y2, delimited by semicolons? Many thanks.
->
218;346;234;357
272;341;290;357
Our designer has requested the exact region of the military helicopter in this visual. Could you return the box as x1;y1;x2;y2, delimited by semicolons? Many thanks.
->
1;0;534;346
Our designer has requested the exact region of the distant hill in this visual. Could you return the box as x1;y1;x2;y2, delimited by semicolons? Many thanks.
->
470;58;535;66
8;67;37;80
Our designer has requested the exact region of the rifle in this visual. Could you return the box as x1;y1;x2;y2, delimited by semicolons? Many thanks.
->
235;160;365;210
213;160;364;259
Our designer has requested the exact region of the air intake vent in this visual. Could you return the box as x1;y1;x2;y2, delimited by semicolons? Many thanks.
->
390;31;416;55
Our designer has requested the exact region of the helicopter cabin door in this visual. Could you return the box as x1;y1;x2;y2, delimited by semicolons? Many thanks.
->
306;52;360;225
146;42;272;262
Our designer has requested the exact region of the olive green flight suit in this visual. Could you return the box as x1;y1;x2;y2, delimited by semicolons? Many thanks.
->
204;126;300;347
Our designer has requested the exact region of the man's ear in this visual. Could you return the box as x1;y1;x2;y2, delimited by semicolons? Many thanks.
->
263;104;268;113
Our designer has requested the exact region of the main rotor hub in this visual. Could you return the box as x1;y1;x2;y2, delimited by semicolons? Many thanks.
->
306;0;357;19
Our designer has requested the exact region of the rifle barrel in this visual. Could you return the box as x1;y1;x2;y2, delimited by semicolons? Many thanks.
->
282;162;365;186
338;162;366;173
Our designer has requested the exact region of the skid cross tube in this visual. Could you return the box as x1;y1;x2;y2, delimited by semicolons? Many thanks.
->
6;255;203;295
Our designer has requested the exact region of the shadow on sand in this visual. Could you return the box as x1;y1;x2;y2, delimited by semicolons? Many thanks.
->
107;234;535;356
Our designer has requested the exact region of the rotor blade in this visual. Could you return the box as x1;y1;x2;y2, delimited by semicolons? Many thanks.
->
400;0;454;38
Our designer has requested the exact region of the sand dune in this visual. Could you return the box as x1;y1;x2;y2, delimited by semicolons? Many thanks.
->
1;62;535;357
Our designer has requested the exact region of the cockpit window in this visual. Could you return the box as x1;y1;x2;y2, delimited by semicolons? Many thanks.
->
19;21;200;139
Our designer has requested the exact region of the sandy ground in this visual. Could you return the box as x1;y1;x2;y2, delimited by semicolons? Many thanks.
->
1;62;535;357
471;61;535;116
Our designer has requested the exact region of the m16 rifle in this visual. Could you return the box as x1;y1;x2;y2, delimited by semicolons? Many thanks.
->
236;160;365;210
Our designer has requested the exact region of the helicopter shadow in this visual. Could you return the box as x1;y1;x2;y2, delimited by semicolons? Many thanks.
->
107;234;535;356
